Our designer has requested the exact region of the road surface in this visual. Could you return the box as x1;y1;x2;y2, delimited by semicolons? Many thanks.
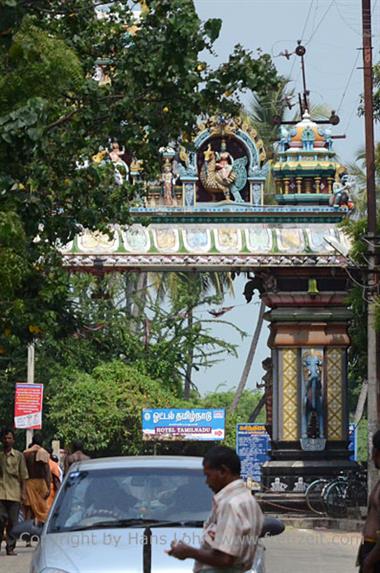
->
4;527;361;573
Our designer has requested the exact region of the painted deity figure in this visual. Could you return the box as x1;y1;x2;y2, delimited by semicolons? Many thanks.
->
184;183;195;207
109;142;129;185
93;65;111;87
162;161;176;206
324;127;333;150
278;126;289;152
302;126;315;151
329;173;354;209
302;354;324;439
216;147;234;181
200;139;248;202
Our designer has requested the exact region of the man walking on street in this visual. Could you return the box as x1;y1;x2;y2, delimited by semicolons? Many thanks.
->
64;440;90;474
0;428;28;556
167;445;263;573
23;434;51;524
358;429;380;573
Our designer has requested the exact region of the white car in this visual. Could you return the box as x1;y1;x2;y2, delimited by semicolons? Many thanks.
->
29;456;282;573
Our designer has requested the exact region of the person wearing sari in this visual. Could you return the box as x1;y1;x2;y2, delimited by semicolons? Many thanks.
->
23;435;51;524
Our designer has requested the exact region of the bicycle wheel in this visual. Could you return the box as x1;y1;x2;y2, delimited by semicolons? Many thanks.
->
324;481;348;518
346;480;368;515
305;479;329;515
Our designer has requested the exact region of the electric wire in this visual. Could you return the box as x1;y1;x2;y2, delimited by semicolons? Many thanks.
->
289;1;314;82
337;51;360;113
305;0;335;45
341;0;378;130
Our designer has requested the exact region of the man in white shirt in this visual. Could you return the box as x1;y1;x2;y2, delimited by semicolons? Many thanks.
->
167;446;263;573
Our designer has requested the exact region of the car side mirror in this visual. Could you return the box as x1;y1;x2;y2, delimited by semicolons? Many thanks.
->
260;516;285;538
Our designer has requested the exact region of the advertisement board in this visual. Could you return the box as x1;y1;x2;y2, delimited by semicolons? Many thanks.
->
14;383;44;430
236;423;270;485
142;408;225;441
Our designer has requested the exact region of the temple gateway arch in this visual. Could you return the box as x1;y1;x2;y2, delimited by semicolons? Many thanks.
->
62;114;356;488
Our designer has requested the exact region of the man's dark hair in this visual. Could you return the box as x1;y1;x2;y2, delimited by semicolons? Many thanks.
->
373;430;380;450
0;427;15;439
203;446;241;475
72;440;84;452
32;433;43;446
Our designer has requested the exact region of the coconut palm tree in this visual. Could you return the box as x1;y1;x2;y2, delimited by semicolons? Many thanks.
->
347;144;380;216
148;271;235;399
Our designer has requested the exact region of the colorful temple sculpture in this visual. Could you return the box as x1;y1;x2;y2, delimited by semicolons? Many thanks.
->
62;111;356;489
147;116;268;208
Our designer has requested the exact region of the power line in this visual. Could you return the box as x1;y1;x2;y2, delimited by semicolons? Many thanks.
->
337;0;378;115
305;0;335;45
337;50;360;113
289;0;314;79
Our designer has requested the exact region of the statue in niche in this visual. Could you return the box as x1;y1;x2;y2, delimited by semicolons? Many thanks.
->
278;126;290;152
161;160;177;206
200;139;248;202
329;173;354;210
302;126;315;151
252;183;262;206
302;354;324;439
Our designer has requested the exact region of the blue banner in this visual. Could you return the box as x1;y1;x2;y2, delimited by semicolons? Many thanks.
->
348;423;357;461
142;408;225;441
236;423;270;485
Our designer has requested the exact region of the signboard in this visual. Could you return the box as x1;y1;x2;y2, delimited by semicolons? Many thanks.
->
142;408;225;441
348;423;357;461
14;383;44;430
236;423;270;485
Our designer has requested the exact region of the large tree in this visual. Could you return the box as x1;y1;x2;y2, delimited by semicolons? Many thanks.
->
0;0;280;357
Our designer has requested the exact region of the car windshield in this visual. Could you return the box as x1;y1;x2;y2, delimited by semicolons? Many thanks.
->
48;466;212;533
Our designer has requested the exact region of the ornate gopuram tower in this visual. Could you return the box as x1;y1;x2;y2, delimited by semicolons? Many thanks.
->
260;111;356;490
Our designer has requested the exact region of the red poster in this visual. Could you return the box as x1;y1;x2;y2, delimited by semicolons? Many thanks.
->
14;383;44;430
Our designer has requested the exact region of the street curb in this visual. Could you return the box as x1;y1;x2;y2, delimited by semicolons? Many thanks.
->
266;514;364;532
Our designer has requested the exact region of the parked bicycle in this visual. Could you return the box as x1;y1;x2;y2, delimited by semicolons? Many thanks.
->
324;470;367;518
305;469;367;518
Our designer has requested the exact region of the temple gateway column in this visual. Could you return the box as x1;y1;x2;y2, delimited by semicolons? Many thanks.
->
260;288;356;491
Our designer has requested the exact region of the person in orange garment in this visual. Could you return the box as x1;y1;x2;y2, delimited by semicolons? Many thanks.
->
23;434;51;524
46;449;61;512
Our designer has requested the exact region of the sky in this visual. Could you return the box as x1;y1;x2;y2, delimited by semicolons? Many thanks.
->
191;0;380;396
194;0;380;165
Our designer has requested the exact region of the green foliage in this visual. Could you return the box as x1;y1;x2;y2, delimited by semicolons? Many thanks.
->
341;214;380;411
46;366;264;456
365;62;380;122
46;360;180;455
356;418;368;463
0;18;84;113
0;1;278;445
0;0;279;352
192;389;265;449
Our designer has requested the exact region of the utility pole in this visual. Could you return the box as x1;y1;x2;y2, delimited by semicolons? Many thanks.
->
362;0;379;494
26;342;35;448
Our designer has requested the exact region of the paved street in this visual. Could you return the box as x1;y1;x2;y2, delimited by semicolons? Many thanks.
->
265;527;361;573
3;527;361;573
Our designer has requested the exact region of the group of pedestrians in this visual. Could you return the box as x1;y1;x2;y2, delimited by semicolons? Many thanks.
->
0;428;88;556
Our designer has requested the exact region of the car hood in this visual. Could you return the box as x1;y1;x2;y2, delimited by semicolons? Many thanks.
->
36;527;203;573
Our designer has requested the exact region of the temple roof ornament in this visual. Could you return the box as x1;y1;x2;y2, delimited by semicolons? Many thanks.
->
272;110;354;210
288;110;327;149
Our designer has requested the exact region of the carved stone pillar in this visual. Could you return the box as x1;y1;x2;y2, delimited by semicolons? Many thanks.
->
259;285;356;489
